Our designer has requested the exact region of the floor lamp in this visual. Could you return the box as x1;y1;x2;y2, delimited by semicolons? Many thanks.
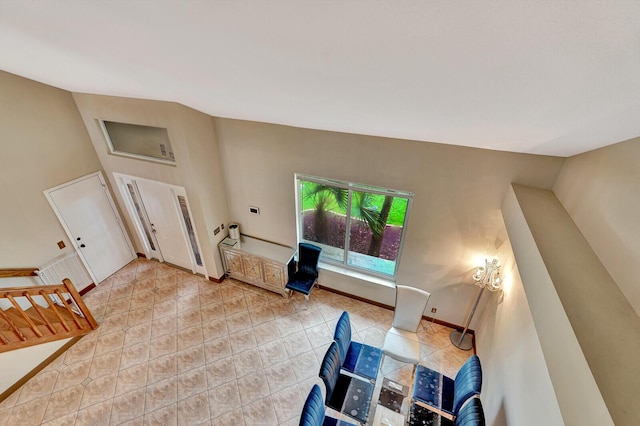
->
450;258;503;350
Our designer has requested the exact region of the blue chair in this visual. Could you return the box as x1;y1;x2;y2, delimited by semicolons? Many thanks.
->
412;355;482;417
319;341;374;425
409;396;485;426
333;311;382;382
454;398;486;426
286;243;322;302
299;384;356;426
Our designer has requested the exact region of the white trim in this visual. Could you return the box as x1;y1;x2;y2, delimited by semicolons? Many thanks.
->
98;119;176;166
112;173;208;277
113;173;162;261
319;262;396;289
43;171;136;284
168;187;198;273
296;173;414;198
173;188;208;276
294;173;413;280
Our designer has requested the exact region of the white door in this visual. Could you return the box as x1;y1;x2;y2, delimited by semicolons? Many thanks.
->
114;175;163;261
46;172;136;283
135;179;194;271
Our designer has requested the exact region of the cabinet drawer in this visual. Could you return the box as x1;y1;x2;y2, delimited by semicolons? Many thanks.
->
242;255;263;280
263;260;285;287
224;250;244;275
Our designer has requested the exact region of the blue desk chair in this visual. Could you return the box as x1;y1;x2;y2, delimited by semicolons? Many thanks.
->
333;311;382;382
299;384;356;426
319;341;374;425
409;396;486;426
412;355;482;418
286;243;322;303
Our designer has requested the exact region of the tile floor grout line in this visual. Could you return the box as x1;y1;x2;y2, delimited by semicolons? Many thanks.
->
1;258;469;425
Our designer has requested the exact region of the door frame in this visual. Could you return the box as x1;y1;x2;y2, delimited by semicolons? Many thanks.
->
113;174;163;261
113;172;208;276
43;171;136;284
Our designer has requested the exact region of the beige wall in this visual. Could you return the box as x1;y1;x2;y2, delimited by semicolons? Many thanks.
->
71;94;230;279
214;118;564;325
475;249;564;426
214;118;570;424
0;71;103;396
512;183;640;425
0;71;103;268
502;185;614;424
0;338;71;396
553;137;640;316
175;105;230;276
1;73;587;424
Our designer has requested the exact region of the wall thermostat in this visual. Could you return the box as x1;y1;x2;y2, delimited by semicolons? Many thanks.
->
249;206;260;215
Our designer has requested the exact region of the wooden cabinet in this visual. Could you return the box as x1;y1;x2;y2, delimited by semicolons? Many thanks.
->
242;255;263;281
263;260;285;287
219;235;296;297
224;250;244;275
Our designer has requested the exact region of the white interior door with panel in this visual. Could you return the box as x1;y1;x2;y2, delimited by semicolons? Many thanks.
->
113;173;207;276
113;174;163;261
135;179;193;270
45;172;136;284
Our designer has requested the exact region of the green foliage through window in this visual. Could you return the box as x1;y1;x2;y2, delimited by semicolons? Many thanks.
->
296;175;413;279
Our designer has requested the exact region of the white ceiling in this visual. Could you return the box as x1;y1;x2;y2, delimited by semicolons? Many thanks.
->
1;1;639;157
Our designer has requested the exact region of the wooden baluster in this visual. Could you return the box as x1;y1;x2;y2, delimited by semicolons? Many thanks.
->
62;279;98;330
54;290;83;330
40;290;71;332
0;279;98;352
5;294;43;337
24;293;57;335
0;302;28;341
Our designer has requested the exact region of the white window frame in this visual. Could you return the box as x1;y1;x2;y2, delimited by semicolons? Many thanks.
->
295;173;413;281
98;119;176;166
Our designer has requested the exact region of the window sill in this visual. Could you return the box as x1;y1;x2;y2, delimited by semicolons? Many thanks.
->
318;262;396;289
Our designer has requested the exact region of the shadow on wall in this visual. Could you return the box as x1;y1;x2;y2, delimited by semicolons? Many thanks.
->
490;399;508;426
430;264;506;328
420;265;472;320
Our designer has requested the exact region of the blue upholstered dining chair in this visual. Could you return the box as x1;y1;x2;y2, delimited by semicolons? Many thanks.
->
319;341;375;425
285;242;322;302
412;355;483;418
299;384;356;426
333;311;382;382
453;398;486;426
409;396;486;426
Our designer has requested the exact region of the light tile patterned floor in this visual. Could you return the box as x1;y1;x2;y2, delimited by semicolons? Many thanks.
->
0;259;471;425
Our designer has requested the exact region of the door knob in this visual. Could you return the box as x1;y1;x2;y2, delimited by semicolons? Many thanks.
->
80;244;86;248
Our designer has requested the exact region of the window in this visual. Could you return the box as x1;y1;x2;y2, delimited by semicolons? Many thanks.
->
295;174;413;280
99;120;176;165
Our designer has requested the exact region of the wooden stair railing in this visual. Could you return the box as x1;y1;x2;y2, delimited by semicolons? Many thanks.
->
0;268;98;353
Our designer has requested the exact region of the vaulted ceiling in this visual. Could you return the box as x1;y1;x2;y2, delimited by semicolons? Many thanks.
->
1;1;639;156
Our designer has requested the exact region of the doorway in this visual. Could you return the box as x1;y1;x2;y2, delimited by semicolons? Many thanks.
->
113;173;207;276
44;172;136;284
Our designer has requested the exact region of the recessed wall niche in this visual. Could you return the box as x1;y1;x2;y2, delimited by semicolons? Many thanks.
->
99;120;175;165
